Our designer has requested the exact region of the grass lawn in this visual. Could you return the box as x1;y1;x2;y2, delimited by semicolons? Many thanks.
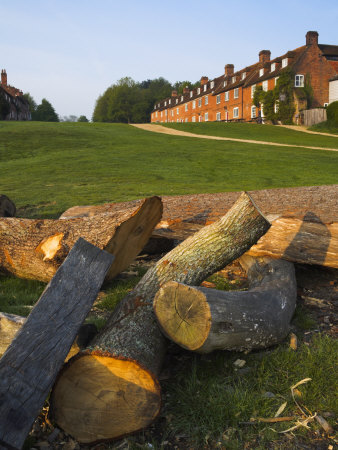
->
309;121;338;135
162;122;338;148
0;121;338;218
0;121;337;448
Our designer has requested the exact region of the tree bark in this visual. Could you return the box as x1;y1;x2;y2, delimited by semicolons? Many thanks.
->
59;185;338;268
0;196;162;282
153;256;297;353
50;192;270;444
0;238;114;450
0;312;98;362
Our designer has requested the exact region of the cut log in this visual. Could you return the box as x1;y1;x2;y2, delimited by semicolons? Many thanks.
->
153;256;297;353
50;192;270;444
0;312;98;362
59;185;338;268
0;195;16;217
0;238;114;450
0;196;162;281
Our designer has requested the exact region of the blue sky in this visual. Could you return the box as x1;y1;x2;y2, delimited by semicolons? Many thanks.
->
1;0;337;119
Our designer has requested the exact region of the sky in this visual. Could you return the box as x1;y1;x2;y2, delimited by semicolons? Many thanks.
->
1;0;337;120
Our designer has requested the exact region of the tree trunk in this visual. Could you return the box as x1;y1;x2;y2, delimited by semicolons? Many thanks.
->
0;312;98;362
0;196;162;282
0;238;114;450
50;192;270;444
153;256;297;353
59;185;338;268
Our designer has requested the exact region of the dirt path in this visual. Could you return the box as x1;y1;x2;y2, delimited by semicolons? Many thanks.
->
279;124;338;137
131;124;338;152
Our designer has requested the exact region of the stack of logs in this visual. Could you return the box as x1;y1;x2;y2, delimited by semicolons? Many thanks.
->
0;185;337;446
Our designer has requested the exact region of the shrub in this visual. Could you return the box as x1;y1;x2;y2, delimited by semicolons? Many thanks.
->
326;101;338;126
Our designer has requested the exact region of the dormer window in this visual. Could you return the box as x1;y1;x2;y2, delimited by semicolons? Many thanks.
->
176;98;178;104
210;81;214;89
203;84;207;92
223;80;227;87
154;105;156;109
282;58;288;68
232;76;236;84
197;87;201;95
241;72;246;80
181;95;183;101
164;101;167;106
169;99;171;104
270;63;276;72
259;68;264;77
158;103;160;107
190;91;193;98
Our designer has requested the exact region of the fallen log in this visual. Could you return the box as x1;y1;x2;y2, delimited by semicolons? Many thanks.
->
153;256;297;353
0;312;98;361
50;192;270;444
0;194;16;217
0;238;114;450
59;185;338;268
0;196;162;282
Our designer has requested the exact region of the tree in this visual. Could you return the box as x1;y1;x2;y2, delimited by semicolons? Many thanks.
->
0;90;10;120
34;99;59;122
23;93;37;119
78;115;89;122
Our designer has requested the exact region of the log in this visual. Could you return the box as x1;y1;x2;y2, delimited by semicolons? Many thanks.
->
59;185;338;268
153;256;297;353
0;195;16;217
50;192;270;444
0;196;162;282
0;312;98;362
0;238;114;450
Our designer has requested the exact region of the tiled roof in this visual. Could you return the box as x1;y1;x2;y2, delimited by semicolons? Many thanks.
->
318;44;338;56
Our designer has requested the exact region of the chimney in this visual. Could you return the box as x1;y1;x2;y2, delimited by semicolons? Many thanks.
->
1;69;7;86
224;64;234;76
171;90;177;97
200;76;209;85
259;50;271;64
183;86;190;94
306;31;318;46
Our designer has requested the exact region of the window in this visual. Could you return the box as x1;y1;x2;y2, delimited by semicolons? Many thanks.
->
154;105;156;109
158;103;160;107
262;80;268;92
205;112;209;121
192;116;196;122
171;110;174;117
181;95;183;101
216;94;221;104
177;119;179;122
241;72;246;80
251;84;256;98
216;112;221;121
165;109;167;116
270;63;275;72
274;102;279;113
198;98;202;107
210;81;214;89
234;88;239;99
190;91;193;98
324;103;328;107
282;58;288;68
185;103;188;111
164;101;167;106
199;115;202;122
251;106;256;118
295;74;304;87
197;87;201;95
156;111;158;117
192;100;196;109
205;96;208;105
259;68;264;77
225;91;229;101
232;76;236;84
176;108;179;115
169;99;171;104
161;111;163;117
176;98;178;104
185;118;188;122
203;84;207;92
233;107;239;118
275;76;279;86
223;80;227;87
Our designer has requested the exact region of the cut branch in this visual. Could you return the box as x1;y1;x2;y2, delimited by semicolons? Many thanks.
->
50;192;270;444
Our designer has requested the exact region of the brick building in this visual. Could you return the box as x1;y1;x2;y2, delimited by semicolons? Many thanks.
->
0;69;31;120
151;31;338;124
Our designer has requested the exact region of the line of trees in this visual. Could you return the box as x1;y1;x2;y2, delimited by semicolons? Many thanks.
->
92;77;199;124
23;95;89;123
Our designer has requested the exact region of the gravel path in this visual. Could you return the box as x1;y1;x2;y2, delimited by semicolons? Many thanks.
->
131;123;338;152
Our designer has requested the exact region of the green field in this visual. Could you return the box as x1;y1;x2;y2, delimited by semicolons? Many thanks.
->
163;122;338;148
0;121;337;218
1;121;337;448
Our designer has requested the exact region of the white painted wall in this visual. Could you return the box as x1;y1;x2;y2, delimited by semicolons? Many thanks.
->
329;79;338;104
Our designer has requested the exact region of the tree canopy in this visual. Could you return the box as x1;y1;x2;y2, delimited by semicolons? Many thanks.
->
23;94;59;122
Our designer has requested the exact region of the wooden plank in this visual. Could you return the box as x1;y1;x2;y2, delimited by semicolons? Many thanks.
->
0;238;114;450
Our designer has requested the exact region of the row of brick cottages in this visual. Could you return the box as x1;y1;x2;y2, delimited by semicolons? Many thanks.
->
150;31;338;124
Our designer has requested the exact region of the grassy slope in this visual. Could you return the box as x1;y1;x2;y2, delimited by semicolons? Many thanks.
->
1;121;337;219
162;122;338;148
309;121;338;135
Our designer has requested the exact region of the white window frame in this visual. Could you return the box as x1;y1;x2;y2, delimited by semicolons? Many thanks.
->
216;112;221;121
169;99;171;104
282;58;288;68
156;111;158;117
295;74;304;87
165;109;167;116
223;80;227;87
177;119;179;123
197;87;201;95
259;68;264;77
204;112;208;121
224;91;229;101
181;95;183;101
190;91;193;98
241;72;246;80
205;96;208;105
164;101;167;106
185;103;188;111
171;110;174;117
176;107;179;115
233;107;239;118
270;63;276;72
251;106;256;119
274;101;279;113
203;84;207;92
161;111;163;117
216;94;221;104
192;116;196;122
185;118;188;122
210;81;214;89
234;88;239;99
262;80;268;92
176;98;178;104
251;84;256;98
192;100;196;109
199;115;202;122
198;98;202;107
275;77;279;86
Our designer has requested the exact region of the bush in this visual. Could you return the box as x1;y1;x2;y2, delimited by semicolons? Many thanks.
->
326;101;338;126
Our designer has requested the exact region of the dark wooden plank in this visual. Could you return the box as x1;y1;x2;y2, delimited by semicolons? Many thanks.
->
0;238;114;450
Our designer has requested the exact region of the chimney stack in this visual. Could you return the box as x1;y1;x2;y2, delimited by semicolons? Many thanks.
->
306;31;318;46
259;50;271;64
200;76;209;85
183;86;190;94
224;64;234;77
1;69;7;86
171;90;177;97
